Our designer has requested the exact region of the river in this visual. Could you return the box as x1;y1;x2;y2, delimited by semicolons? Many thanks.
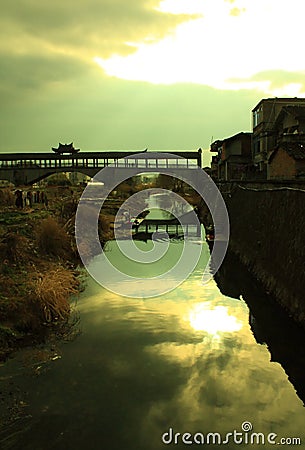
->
1;194;305;449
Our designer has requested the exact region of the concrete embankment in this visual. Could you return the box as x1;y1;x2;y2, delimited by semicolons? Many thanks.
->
200;181;305;328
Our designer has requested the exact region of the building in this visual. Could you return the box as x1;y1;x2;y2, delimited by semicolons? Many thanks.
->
252;98;305;176
273;105;305;138
268;142;305;180
210;98;305;182
210;155;219;179
210;132;252;181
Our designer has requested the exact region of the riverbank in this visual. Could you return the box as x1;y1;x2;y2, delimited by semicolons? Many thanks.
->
0;187;114;361
0;207;78;360
199;181;305;329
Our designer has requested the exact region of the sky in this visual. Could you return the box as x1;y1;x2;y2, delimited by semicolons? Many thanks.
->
1;0;305;165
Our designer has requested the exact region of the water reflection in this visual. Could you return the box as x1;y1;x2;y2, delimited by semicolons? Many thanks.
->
189;302;242;335
214;250;305;406
1;242;305;448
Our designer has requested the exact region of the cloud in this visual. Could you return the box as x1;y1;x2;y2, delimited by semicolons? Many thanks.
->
226;70;305;96
0;53;89;94
90;0;305;91
0;0;197;109
250;70;305;90
1;0;196;58
3;0;305;154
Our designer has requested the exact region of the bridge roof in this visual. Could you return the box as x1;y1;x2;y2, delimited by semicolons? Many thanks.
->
0;151;143;160
0;150;200;161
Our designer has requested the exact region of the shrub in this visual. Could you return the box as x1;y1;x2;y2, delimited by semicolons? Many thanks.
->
0;232;28;264
36;217;71;257
30;268;79;323
74;205;113;262
0;188;14;206
59;197;78;220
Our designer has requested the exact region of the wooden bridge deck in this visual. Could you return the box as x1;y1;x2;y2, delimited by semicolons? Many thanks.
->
132;211;201;237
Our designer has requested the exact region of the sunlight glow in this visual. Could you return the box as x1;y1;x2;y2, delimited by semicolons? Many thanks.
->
156;0;205;15
94;0;305;95
189;303;242;336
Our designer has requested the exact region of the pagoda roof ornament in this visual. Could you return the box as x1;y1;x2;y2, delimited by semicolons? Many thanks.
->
52;142;80;154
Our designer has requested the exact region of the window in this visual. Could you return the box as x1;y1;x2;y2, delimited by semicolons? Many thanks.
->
253;140;261;155
253;107;262;128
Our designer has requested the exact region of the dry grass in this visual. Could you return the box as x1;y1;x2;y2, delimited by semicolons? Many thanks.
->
99;214;112;234
0;231;29;264
36;217;71;258
30;268;79;323
0;200;84;360
74;205;113;263
58;197;78;220
0;188;14;206
0;275;23;318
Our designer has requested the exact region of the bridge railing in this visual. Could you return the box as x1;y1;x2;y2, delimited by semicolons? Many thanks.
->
0;155;199;170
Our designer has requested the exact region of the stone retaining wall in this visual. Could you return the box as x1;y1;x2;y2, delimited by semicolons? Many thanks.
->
200;182;305;327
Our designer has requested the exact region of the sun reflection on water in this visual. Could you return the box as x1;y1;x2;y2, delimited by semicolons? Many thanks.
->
189;302;243;337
